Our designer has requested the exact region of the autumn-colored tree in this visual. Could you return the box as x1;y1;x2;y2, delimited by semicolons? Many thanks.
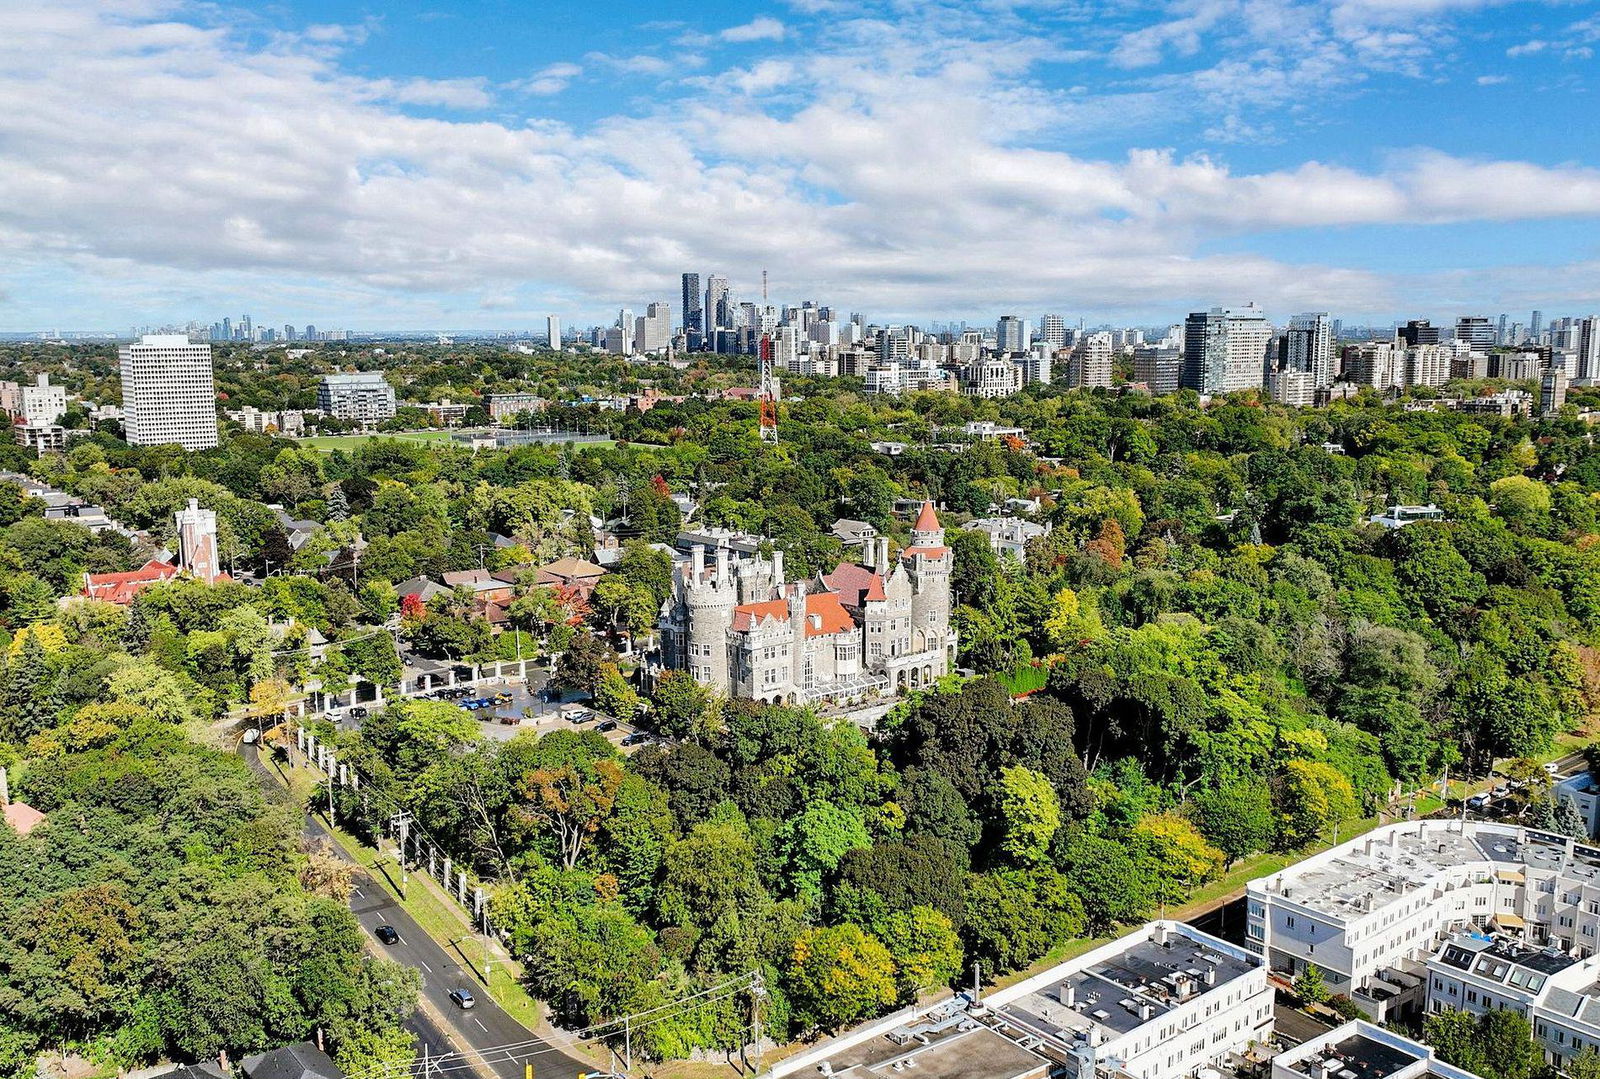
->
1084;518;1125;569
517;756;626;869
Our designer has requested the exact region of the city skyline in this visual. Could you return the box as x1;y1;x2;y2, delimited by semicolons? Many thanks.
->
2;1;1600;329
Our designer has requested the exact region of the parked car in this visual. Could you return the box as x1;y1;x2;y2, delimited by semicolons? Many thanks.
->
1492;784;1511;799
241;728;261;745
1467;793;1491;810
1544;762;1563;776
349;706;368;719
325;708;343;722
375;925;400;945
563;707;592;724
449;988;476;1009
596;720;618;733
621;731;648;746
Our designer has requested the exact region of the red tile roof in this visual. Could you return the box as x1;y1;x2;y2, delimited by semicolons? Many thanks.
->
914;500;941;532
732;591;855;636
3;801;45;837
82;558;180;605
821;562;887;606
903;545;949;559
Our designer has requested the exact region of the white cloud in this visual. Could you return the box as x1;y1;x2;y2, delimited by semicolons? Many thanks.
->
583;51;697;76
721;16;786;43
512;62;583;96
0;0;1597;327
1507;39;1549;56
1476;73;1509;84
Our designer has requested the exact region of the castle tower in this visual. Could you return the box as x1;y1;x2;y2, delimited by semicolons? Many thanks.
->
902;501;952;668
174;498;222;583
681;544;737;693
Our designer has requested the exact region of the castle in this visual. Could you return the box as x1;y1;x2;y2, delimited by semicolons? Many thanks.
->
659;501;954;704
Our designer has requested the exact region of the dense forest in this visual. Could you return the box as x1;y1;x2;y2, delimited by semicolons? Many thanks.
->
4;342;1600;1064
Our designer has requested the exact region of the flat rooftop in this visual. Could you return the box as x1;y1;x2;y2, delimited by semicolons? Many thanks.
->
1257;823;1600;921
811;1009;1047;1079
998;926;1259;1043
1285;1033;1420;1079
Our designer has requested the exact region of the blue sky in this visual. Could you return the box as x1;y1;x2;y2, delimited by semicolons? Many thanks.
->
0;0;1597;331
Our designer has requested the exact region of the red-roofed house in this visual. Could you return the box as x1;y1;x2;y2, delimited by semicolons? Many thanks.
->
82;558;181;605
3;800;45;837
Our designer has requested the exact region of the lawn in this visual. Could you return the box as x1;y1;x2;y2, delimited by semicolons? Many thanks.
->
296;430;457;451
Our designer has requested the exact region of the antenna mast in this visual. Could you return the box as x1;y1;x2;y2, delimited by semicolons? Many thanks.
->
758;333;779;444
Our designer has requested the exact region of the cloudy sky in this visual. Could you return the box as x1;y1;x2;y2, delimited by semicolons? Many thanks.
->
1;0;1598;331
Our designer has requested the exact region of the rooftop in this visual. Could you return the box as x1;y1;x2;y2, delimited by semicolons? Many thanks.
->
810;1008;1048;1079
1284;1032;1420;1079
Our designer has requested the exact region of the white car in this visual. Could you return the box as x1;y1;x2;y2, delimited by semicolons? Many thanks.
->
325;708;344;722
1544;762;1562;776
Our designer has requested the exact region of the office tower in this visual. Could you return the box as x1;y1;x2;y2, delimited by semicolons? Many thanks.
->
635;302;671;353
546;315;561;348
1284;313;1333;387
241;314;252;340
1330;318;1343;341
19;374;66;426
1069;332;1114;389
681;273;702;343
221;317;232;342
1180;305;1272;394
304;324;317;341
119;335;219;450
210;322;224;342
1541;367;1569;416
1040;314;1066;349
1532;310;1544;340
1455;316;1495;350
1578;317;1600;382
174;498;223;583
318;372;397;424
1398;319;1441;346
1132;346;1181;394
996;316;1027;354
284;324;297;341
704;276;731;347
1497;314;1508;345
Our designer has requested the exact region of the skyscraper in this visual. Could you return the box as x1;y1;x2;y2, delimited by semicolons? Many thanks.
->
681;273;702;344
546;315;561;348
1040;314;1066;349
1180;306;1272;394
1398;319;1441;346
1531;310;1544;341
635;302;671;353
996;315;1027;354
1284;313;1333;387
705;275;731;349
1455;316;1495;350
119;334;219;450
1069;332;1114;389
1577;317;1600;382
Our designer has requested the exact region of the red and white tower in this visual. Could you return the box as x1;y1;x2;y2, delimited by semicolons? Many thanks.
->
758;333;779;444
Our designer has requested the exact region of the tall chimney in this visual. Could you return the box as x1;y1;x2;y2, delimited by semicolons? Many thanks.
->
692;544;705;580
878;537;890;569
772;549;784;584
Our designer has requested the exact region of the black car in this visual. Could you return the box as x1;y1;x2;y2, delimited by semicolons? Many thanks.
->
621;731;648;746
449;988;476;1010
349;706;368;719
375;924;400;945
596;719;618;733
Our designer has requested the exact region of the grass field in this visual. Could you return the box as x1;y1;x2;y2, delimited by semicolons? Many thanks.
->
297;430;457;450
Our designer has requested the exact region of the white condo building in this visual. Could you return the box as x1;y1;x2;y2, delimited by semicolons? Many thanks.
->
1181;306;1272;395
119;334;219;450
318;372;397;424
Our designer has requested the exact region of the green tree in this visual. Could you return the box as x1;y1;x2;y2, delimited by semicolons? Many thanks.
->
786;925;897;1034
876;906;963;999
1294;964;1329;1005
996;765;1060;865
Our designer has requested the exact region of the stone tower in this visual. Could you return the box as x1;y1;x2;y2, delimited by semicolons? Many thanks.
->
902;500;952;660
680;544;737;693
174;498;222;583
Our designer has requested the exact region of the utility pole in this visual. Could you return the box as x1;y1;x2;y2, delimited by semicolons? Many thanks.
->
751;968;766;1077
392;811;412;895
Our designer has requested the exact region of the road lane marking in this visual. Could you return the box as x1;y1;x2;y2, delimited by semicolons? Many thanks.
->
473;1017;488;1032
420;960;432;972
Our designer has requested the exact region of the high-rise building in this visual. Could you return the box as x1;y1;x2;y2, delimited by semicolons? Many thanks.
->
1398;319;1441;346
1132;346;1181;394
996;316;1028;355
681;273;702;343
1496;313;1508;345
1069;332;1114;389
546;315;561;349
1576;317;1600;382
304;324;317;341
1040;314;1066;349
221;317;232;342
18;374;66;426
634;302;671;353
1532;310;1544;341
1540;367;1568;416
1284;313;1333;387
1344;342;1399;389
284;324;298;341
1455;315;1495;350
1180;305;1272;394
704;276;731;349
1404;344;1451;388
318;372;396;424
119;335;219;450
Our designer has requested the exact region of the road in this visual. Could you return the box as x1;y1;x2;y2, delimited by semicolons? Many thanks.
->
241;743;598;1079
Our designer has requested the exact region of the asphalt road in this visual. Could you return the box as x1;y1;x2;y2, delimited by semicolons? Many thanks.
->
241;743;598;1079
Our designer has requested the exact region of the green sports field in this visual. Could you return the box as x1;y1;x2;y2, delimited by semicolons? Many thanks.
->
294;430;459;451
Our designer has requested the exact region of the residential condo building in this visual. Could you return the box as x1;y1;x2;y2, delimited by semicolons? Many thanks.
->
119;334;219;450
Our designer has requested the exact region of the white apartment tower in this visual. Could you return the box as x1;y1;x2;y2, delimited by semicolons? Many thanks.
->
546;315;561;349
1285;313;1333;387
1181;306;1272;394
119;334;219;450
1069;331;1115;389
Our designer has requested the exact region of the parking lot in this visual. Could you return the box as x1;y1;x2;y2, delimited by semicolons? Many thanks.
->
413;681;662;754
